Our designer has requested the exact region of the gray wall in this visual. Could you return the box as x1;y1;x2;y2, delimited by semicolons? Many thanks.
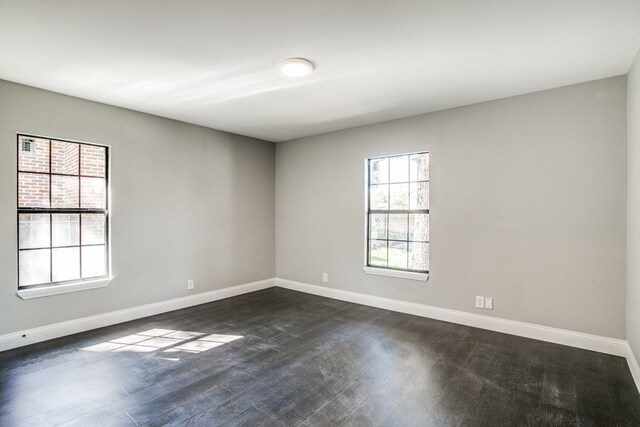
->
0;75;630;340
0;80;275;336
628;51;640;356
276;76;628;339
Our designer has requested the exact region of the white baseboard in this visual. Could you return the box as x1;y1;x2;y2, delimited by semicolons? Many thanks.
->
275;278;628;357
626;343;640;393
3;275;638;394
0;277;275;352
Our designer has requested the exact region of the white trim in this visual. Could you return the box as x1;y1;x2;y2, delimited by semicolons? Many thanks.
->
626;343;640;393
363;266;429;281
364;157;369;269
15;133;114;295
17;277;112;300
4;273;638;393
15;131;113;147
0;277;275;352
275;278;628;357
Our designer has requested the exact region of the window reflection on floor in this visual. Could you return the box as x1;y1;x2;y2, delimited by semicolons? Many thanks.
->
81;328;243;354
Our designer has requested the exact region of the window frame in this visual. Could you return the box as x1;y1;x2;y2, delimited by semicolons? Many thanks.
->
16;133;112;299
363;151;430;282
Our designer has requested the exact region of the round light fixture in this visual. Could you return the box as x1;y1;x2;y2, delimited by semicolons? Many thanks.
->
279;58;314;77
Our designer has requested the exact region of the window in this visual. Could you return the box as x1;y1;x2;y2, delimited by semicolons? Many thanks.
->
17;134;109;294
365;152;429;280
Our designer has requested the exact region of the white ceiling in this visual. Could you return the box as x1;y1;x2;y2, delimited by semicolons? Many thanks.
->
1;1;640;142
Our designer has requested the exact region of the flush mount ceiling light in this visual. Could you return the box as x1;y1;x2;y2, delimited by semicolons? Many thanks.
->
279;58;314;77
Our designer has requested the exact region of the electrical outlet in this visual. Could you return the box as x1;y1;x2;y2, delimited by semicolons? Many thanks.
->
322;273;329;283
187;279;194;290
485;297;493;310
475;296;484;309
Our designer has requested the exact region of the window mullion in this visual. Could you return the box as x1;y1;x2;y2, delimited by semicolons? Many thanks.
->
386;212;389;267
17;208;107;214
406;212;409;269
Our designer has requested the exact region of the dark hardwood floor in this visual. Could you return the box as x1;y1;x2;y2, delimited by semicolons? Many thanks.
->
1;287;639;426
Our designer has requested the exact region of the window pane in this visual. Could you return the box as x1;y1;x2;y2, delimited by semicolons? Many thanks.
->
81;177;106;208
81;144;106;177
369;213;387;239
409;242;429;271
51;140;79;175
19;214;50;249
369;158;388;184
409;182;429;210
389;183;409;209
52;175;79;208
369;240;387;267
389;214;408;240
18;172;50;208
18;137;49;173
19;249;50;286
52;214;80;247
82;214;106;245
410;153;429;182
370;184;389;210
409;213;429;242
388;241;408;269
82;245;107;278
52;247;80;282
389;155;409;183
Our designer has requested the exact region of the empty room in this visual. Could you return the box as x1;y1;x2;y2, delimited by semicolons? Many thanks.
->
2;1;640;426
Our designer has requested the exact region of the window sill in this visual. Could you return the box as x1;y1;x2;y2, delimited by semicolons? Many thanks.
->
17;277;112;300
363;266;429;282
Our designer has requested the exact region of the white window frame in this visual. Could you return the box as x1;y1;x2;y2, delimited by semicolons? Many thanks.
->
16;133;112;299
363;152;429;282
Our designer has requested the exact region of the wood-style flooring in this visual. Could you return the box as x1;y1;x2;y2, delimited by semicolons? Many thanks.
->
1;287;639;426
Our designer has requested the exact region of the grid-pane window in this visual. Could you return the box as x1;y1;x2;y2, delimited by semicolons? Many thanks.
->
367;152;429;272
17;135;109;288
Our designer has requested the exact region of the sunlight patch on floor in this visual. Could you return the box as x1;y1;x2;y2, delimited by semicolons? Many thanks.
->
81;329;243;354
165;334;244;354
